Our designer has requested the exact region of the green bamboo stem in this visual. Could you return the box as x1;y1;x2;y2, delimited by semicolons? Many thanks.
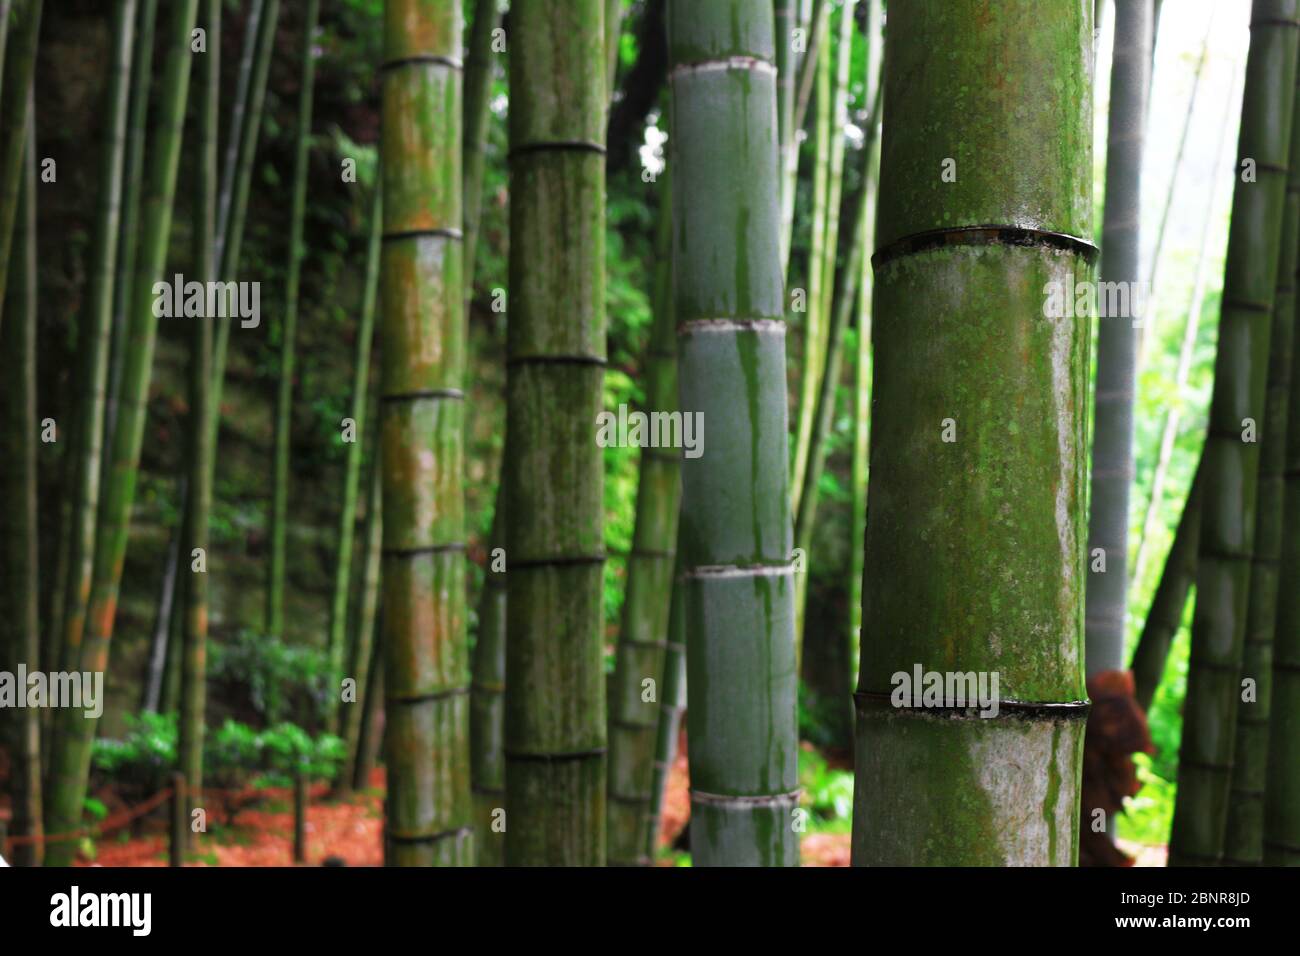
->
339;443;382;797
1168;0;1300;867
267;0;320;638
642;560;685;861
606;0;623;94
326;185;382;735
105;0;158;474
1131;66;1240;595
1224;79;1300;865
56;0;137;690
215;0;264;266
0;3;10;90
470;493;506;865
776;0;796;270
463;0;505;870
606;186;679;867
0;0;41;334
504;0;607;866
1085;0;1151;680
1264;115;1300;870
42;0;200;867
794;117;877;648
1131;462;1202;714
816;0;854;333
669;0;799;867
852;0;1093;866
0;99;43;866
178;0;219;835
1222;102;1294;858
789;21;832;515
210;0;279;430
1137;12;1213;362
792;0;827;138
380;0;473;867
352;625;384;793
849;0;882;686
462;0;499;302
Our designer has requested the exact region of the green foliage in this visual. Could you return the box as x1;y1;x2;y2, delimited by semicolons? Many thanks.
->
91;711;345;800
208;629;330;724
798;747;853;833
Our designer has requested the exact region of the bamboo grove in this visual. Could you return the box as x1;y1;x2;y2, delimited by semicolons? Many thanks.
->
0;0;1299;871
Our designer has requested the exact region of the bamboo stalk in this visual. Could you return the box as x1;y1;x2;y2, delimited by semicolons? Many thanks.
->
41;0;200;866
1131;65;1240;594
1169;0;1300;866
504;0;607;866
643;561;685;861
325;185;382;734
669;0;799;866
57;0;138;712
1227;68;1300;865
178;0;220;837
606;184;679;866
339;435;382;797
380;0;473;866
852;0;1094;866
0;0;41;335
267;0;320;638
105;0;158;473
0;98;43;866
1131;462;1202;714
1085;0;1151;680
463;0;505;870
789;20;832;514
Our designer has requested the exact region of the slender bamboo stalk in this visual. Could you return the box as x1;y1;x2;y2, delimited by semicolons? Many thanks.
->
1169;0;1300;867
1085;0;1151;680
1131;462;1202;714
380;0;473;866
267;0;320;638
504;0;607;866
106;0;158;469
0;0;41;333
470;497;505;864
57;0;137;695
794;120;877;645
463;0;505;870
1264;104;1300;869
0;99;43;866
606;186;679;866
41;0;200;866
669;0;799;866
1138;12;1213;362
849;0;882;687
1224;78;1300;865
462;0;499;302
643;561;684;861
776;0;796;270
0;3;11;91
792;0;827;138
339;443;382;797
178;0;220;840
325;185;382;735
852;0;1093;866
789;21;831;514
215;0;264;268
211;0;279;429
606;0;623;94
352;624;384;793
1131;67;1240;593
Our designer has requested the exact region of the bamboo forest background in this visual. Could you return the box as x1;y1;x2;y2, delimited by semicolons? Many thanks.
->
0;0;1290;866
